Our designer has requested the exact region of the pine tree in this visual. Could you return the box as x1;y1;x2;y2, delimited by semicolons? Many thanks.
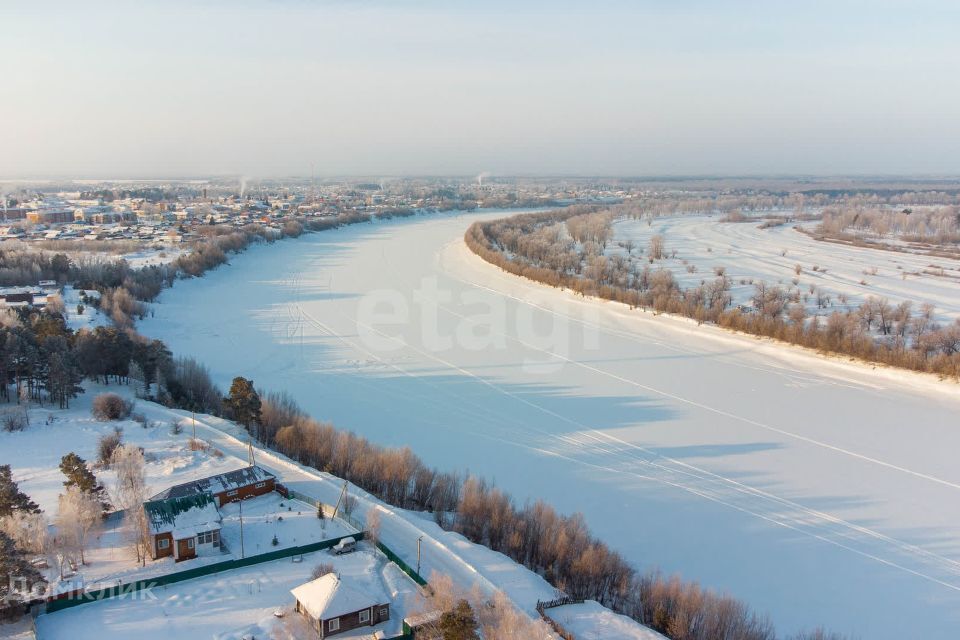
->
59;453;110;513
0;530;43;601
0;464;40;518
438;600;480;640
41;336;84;409
226;377;262;434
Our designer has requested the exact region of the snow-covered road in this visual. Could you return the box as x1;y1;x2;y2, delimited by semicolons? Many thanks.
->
140;210;960;638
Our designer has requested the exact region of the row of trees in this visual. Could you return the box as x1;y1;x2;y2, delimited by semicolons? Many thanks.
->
0;312;176;410
816;205;960;246
246;388;462;520
466;211;960;379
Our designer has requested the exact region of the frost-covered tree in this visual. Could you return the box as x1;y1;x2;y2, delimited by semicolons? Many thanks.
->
127;361;146;398
110;445;149;564
56;486;102;565
0;510;48;557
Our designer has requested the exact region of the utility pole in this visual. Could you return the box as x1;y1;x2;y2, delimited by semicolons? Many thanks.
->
416;535;424;577
192;410;196;441
331;480;348;520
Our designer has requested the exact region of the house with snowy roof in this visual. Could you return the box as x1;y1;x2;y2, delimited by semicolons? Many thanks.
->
291;573;391;637
143;493;222;561
148;464;276;506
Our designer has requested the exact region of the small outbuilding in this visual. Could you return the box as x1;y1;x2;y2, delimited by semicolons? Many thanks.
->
291;573;391;637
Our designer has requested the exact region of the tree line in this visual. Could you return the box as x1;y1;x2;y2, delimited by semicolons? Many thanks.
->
466;210;960;380
816;204;960;247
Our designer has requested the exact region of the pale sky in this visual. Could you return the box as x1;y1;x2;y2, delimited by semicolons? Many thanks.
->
1;0;958;178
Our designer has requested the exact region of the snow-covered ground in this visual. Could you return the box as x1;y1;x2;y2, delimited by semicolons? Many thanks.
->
3;395;354;594
122;247;185;269
2;383;568;634
137;211;960;638
35;546;419;640
61;286;106;331
0;618;35;640
548;600;667;640
218;493;354;558
612;215;960;324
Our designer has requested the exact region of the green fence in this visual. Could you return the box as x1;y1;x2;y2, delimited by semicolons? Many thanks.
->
44;532;364;615
376;541;428;587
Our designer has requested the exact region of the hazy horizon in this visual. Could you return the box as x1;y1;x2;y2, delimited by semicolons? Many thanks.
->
3;0;959;178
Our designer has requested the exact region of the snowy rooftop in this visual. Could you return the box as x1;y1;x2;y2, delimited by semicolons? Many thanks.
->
144;493;221;536
148;465;275;501
291;573;388;621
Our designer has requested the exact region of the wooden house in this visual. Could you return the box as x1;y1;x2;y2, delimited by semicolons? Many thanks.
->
148;465;276;506
291;573;391;637
144;493;222;562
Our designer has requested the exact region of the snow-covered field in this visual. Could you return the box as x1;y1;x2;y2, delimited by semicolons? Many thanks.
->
122;246;185;269
613;215;960;324
35;546;419;640
137;211;960;638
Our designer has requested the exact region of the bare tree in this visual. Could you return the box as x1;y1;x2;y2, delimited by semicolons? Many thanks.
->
648;234;665;260
366;508;382;547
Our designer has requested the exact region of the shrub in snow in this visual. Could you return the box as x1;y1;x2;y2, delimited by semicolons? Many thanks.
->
271;534;279;547
91;393;133;421
96;428;123;466
0;407;29;432
310;562;335;580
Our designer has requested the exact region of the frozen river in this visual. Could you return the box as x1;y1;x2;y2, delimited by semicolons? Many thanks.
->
140;211;960;638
